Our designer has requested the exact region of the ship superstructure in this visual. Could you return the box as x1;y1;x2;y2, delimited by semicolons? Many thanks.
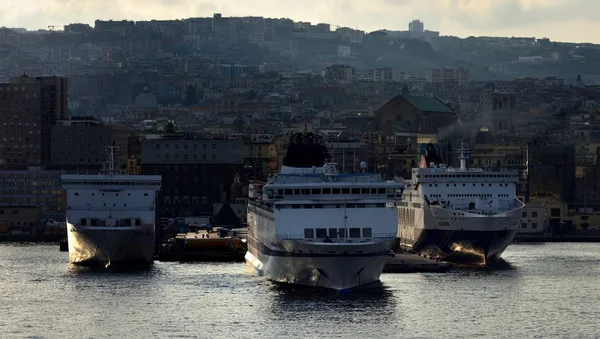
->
398;142;525;264
61;146;162;267
246;132;404;290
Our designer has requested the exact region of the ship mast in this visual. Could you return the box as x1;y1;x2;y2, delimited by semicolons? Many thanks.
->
101;145;125;176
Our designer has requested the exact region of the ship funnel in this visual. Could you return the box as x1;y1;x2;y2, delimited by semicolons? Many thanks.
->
456;141;471;171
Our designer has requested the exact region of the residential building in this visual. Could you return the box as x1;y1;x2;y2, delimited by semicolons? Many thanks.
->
50;118;130;171
427;67;470;86
0;75;68;168
324;64;355;84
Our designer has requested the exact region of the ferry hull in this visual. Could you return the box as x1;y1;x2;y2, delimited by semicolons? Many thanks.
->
401;228;517;264
245;248;389;290
246;251;387;290
67;225;155;267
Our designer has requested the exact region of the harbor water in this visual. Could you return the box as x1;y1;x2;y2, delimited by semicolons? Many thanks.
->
1;243;599;338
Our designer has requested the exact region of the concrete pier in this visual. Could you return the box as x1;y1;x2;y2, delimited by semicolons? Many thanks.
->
383;252;450;273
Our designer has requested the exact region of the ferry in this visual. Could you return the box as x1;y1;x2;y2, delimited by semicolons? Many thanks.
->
397;143;525;265
61;146;162;267
246;132;404;290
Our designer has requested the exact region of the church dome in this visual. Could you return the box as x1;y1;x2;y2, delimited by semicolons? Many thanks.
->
134;86;158;108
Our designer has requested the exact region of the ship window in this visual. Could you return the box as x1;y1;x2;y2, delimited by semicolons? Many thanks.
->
349;228;361;238
328;228;338;238
351;188;360;194
342;188;350;194
284;189;293;195
293;189;300;195
301;189;310;195
338;228;347;238
80;218;87;226
332;188;340;194
378;188;386;194
74;192;79;196
361;188;369;194
362;228;372;238
144;193;148;196
304;228;314;238
323;188;331;194
315;228;327;238
314;204;323;209
311;189;320;195
135;219;141;226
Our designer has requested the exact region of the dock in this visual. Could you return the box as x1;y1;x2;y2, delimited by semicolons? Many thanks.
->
156;228;247;262
383;252;450;273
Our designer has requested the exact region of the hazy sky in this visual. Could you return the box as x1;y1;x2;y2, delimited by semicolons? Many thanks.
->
0;0;597;43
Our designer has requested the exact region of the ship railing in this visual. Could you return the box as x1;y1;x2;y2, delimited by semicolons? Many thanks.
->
67;206;154;211
248;200;274;213
278;233;396;240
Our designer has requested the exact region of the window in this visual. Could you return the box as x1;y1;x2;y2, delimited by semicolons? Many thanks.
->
135;219;141;226
304;228;314;238
349;228;361;238
80;218;87;226
532;212;538;218
311;188;321;195
550;208;560;217
532;223;538;229
338;228;347;238
521;223;527;229
362;227;372;238
328;228;338;238
522;212;527;217
315;228;327;238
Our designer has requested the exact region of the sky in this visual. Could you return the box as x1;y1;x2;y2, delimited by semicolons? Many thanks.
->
0;0;597;43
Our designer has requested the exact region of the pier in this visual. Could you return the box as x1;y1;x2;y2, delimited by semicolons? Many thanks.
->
156;228;247;262
384;252;450;273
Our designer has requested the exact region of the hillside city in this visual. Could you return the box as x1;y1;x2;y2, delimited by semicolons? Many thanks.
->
1;15;599;238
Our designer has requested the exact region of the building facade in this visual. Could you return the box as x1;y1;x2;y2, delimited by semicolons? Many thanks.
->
0;75;68;168
140;137;244;217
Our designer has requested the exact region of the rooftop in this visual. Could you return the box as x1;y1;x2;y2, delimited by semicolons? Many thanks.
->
403;94;454;114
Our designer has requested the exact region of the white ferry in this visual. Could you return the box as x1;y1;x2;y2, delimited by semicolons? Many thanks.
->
246;133;404;290
61;146;162;267
397;143;525;265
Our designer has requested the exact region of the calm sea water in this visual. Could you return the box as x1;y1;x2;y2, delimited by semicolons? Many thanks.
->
1;243;599;339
